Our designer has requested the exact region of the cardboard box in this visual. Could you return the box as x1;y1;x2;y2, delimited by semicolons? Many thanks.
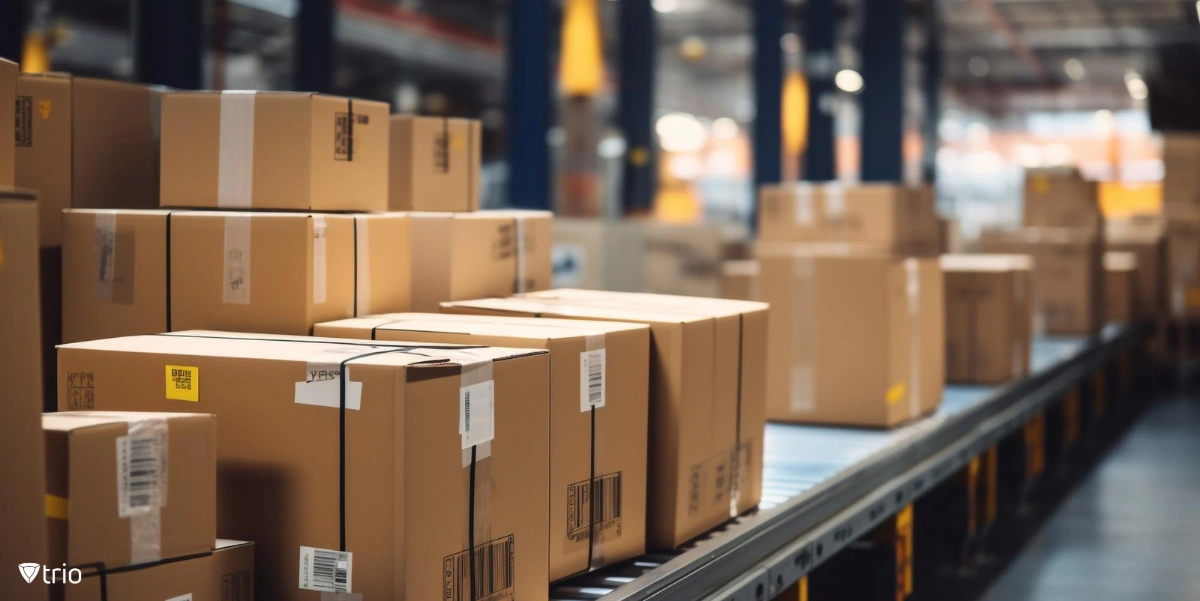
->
1163;205;1200;317
758;183;939;255
442;290;767;549
551;218;646;292
1105;217;1168;316
62;210;413;341
160;92;388;211
1022;167;1102;232
0;188;48;600
941;254;1033;384
44;411;216;570
720;260;759;302
65;540;253;601
1162;133;1200;207
57;332;550;601
1104;251;1138;322
0;59;15;186
410;210;552;312
641;221;751;298
15;73;163;247
315;312;649;580
388;115;480;212
753;248;944;426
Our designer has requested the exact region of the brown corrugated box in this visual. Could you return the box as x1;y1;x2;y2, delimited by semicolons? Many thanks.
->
315;312;649;580
754;248;944;427
442;289;767;549
758;183;939;255
410;210;553;311
551;218;646;292
1022;167;1102;232
1163;205;1200;317
720;260;759;301
0;188;48;600
641;221;751;298
65;540;253;601
1162;133;1200;207
63;210;412;341
941;254;1033;384
57;331;550;601
1104;251;1138;322
160;92;388;211
15;73;163;247
43;411;216;570
1105;217;1168;316
389;115;481;212
0;59;15;186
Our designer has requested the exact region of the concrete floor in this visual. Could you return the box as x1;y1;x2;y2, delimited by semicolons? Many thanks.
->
980;393;1200;601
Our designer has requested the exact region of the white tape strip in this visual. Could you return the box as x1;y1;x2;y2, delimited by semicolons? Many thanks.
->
295;349;366;410
514;216;528;294
904;258;921;419
223;215;252;305
790;256;816;414
217;91;256;208
94;211;117;303
822;182;846;221
312;216;328;305
354;216;371;316
118;419;168;565
793;182;814;226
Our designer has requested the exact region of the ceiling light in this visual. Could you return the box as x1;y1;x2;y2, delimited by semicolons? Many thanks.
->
1063;58;1085;81
656;112;708;153
652;0;677;13
711;117;739;139
968;56;989;78
834;69;864;93
1195;0;1199;23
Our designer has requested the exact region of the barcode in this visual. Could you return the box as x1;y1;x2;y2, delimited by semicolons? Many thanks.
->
464;389;471;434
222;569;252;601
118;433;163;517
300;547;351;593
579;349;606;411
443;535;515;601
566;472;623;541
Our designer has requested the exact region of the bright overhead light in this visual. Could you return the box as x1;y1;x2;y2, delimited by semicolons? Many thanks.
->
1126;76;1148;101
834;69;864;93
652;0;677;13
711;117;739;139
1195;0;1200;22
968;56;990;78
1093;109;1115;133
656;112;708;153
1063;58;1085;81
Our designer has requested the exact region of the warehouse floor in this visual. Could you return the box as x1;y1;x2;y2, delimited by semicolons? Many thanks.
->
979;389;1200;601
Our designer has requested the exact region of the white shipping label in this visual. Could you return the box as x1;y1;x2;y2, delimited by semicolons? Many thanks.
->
295;359;363;410
460;380;495;449
580;349;606;411
116;432;166;518
298;546;352;593
312;216;328;304
164;595;193;601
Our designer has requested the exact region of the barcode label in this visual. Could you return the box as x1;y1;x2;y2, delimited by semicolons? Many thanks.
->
579;349;606;411
117;432;165;517
443;535;515;601
566;472;623;542
460;380;495;449
298;546;352;593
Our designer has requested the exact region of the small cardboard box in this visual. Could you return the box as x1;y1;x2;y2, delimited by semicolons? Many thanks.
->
720;260;759;302
442;290;767;549
0;59;15;186
389;115;480;212
754;248;944;427
65;540;253;601
160;92;388;211
551;218;646;292
15;73;163;247
758;183;939;255
57;332;550;601
44;411;216;570
1022;167;1102;232
1104;251;1138;323
641;221;751;298
410;210;553;311
1105;217;1168;316
316;312;649;580
941;254;1034;384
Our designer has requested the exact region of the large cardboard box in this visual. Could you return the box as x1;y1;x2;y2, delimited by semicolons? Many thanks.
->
63;210;412;341
758;183;939;255
941;254;1033;384
57;332;550;601
410;210;553;311
754;248;944;426
65;540;253;601
0;59;15;186
315;312;649;580
1022;167;1102;232
44;412;217;570
1104;251;1138;322
160;92;388;211
389;115;481;212
551;218;646;292
15;73;163;247
442;290;767;549
720;260;759;301
1162;133;1200;207
0;189;48;600
1163;205;1200;318
641;221;751;298
1105;217;1168;316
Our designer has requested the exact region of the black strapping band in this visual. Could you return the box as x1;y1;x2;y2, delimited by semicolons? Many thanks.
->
165;212;174;331
352;217;359;317
467;444;478;601
733;313;745;512
585;405;597;570
346;99;355;162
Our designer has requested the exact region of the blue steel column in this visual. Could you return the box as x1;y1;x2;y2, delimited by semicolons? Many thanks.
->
860;0;904;182
802;0;837;182
295;0;335;93
922;0;942;183
133;0;203;89
619;0;656;215
507;0;553;210
0;0;26;63
753;0;784;227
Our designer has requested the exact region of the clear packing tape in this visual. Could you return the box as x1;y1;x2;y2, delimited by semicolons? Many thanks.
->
353;216;371;316
514;215;528;294
904;258;922;420
789;256;816;415
217;91;256;208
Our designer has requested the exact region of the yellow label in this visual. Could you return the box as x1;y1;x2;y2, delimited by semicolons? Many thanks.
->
165;365;199;402
798;577;808;601
45;494;68;520
39;99;51;119
886;383;907;405
895;505;914;596
629;146;649;167
1031;175;1050;194
1064;388;1081;445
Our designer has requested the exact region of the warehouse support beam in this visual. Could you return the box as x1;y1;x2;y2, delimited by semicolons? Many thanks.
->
802;0;837;182
922;0;943;184
133;0;203;89
753;0;785;225
860;0;904;182
618;0;656;215
295;0;335;93
507;0;553;210
0;0;26;63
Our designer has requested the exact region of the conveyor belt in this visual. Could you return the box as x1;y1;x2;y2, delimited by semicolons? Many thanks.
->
551;325;1137;601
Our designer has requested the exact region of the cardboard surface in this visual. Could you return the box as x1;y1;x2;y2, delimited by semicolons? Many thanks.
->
754;249;945;427
1162;205;1200;318
1022;167;1102;232
941;254;1034;384
442;290;768;549
315;312;650;580
64;540;254;601
1162;133;1200;207
0;59;15;186
551;218;646;292
1104;251;1138;322
160;92;388;211
15;73;163;247
388;115;481;211
57;332;550;601
719;260;759;302
640;221;751;298
757;183;940;255
0;189;48;600
409;210;553;312
44;411;216;570
1105;217;1168;316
